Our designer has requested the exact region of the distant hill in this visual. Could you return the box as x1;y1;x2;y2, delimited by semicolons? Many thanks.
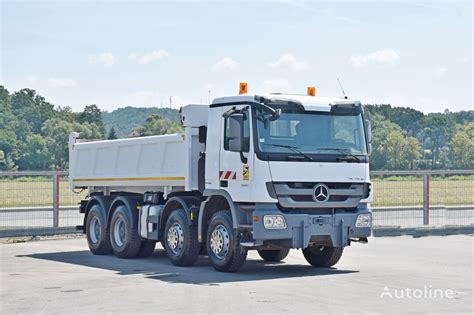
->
102;106;180;137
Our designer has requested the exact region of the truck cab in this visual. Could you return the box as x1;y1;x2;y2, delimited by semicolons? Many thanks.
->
184;92;372;270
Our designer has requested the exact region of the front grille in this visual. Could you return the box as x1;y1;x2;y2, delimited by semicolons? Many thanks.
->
272;182;368;209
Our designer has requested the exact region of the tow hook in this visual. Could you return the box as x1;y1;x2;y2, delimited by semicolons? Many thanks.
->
350;237;368;244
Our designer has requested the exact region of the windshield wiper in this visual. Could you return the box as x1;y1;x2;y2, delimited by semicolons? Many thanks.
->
314;147;361;162
262;144;314;161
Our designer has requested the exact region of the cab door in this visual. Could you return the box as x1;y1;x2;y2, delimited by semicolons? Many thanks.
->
219;106;254;202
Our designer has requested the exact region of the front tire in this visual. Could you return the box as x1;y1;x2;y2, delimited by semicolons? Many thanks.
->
207;210;247;272
163;208;200;266
258;249;290;262
109;205;142;258
86;204;112;255
302;246;343;267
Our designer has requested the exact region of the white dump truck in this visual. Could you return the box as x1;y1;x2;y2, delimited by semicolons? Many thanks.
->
69;85;373;272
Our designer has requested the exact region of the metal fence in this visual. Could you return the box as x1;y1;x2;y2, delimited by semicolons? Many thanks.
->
370;170;473;229
0;171;87;237
0;170;473;237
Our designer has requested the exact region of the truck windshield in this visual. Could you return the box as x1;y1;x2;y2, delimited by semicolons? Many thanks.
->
256;111;367;156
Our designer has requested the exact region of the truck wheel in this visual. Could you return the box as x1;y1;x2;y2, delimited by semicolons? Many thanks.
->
302;246;343;267
137;240;156;258
163;208;200;266
257;249;290;262
109;205;142;258
85;204;112;255
207;210;247;272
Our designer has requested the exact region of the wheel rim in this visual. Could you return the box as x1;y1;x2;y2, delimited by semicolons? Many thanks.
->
210;224;230;259
167;222;184;255
89;216;100;245
113;217;126;247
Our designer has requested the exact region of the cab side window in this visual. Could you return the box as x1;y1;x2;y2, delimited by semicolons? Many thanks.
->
223;109;250;152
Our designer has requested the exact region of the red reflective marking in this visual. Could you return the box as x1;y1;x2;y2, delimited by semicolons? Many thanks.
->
232;172;237;180
224;171;231;180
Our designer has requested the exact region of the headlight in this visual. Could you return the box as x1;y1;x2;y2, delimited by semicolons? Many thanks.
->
263;215;287;229
356;213;372;227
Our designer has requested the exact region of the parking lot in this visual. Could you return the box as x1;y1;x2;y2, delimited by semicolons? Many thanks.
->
1;235;472;314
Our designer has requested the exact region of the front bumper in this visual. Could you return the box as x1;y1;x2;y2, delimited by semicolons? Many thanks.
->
252;204;371;249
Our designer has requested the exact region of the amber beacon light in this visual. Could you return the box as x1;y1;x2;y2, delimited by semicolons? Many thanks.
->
239;82;248;94
307;86;316;96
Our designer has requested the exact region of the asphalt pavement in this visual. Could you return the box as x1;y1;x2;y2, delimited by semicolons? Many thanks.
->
0;235;472;314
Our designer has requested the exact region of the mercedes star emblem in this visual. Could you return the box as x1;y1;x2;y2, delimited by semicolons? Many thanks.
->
313;184;330;203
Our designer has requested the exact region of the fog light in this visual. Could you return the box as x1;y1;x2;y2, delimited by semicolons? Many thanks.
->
356;213;372;227
263;215;287;229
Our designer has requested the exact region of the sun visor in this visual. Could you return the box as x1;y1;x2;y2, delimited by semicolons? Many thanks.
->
330;102;362;114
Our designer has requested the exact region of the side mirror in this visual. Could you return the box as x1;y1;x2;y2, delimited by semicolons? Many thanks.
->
228;114;243;152
365;120;372;142
365;120;372;154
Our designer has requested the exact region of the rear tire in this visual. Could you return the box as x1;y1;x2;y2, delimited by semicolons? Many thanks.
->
207;210;247;272
109;205;142;258
302;246;343;267
258;249;290;262
163;208;200;266
85;204;112;255
137;240;156;258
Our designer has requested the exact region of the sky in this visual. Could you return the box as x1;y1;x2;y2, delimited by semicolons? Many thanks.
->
1;0;472;113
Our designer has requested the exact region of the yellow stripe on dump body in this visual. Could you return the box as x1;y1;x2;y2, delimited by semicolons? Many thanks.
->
72;176;185;182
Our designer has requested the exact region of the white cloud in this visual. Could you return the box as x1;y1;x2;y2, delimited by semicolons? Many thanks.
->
46;77;78;88
350;50;400;68
261;79;292;93
88;53;116;66
434;66;448;78
212;57;238;72
269;53;308;71
129;49;170;65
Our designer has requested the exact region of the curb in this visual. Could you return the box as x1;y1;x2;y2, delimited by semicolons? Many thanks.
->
373;225;474;237
0;227;81;238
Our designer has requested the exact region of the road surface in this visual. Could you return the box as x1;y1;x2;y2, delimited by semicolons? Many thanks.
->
1;235;472;313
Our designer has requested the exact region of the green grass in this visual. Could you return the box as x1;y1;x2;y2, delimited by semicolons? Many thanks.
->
371;178;473;207
0;180;87;208
0;178;472;208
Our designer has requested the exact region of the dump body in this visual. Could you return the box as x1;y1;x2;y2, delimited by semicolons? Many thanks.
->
69;132;200;193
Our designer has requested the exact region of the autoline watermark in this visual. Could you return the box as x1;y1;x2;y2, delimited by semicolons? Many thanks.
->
380;285;457;299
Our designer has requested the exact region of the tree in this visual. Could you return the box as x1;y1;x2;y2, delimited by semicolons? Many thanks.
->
424;113;454;168
379;130;422;170
0;86;21;169
368;113;402;170
103;106;181;137
449;123;474;169
364;104;425;140
133;114;183;136
107;127;118;140
10;88;55;134
17;134;52;170
79;104;106;137
0;150;15;171
42;118;104;169
55;105;76;122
